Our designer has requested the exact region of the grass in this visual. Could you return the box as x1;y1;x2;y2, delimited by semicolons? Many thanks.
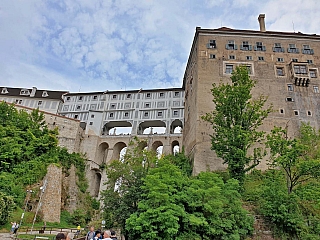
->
16;233;55;240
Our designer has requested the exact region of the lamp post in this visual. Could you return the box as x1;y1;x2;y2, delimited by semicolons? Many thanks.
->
19;190;33;228
30;179;47;234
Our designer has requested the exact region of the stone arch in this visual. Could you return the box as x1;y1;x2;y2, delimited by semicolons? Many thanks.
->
102;121;132;135
96;142;109;165
152;141;164;158
138;120;166;135
171;140;180;155
112;142;127;160
170;119;183;134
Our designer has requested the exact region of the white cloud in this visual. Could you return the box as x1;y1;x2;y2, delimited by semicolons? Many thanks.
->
1;0;320;93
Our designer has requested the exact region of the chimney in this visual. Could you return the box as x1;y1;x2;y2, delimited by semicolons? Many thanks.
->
30;87;37;97
258;14;266;32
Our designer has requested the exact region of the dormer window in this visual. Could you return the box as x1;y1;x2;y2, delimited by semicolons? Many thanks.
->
240;41;252;51
20;89;30;95
226;40;237;50
1;88;8;94
288;44;299;53
302;44;314;55
42;91;49;97
254;42;266;51
206;40;216;49
273;43;284;52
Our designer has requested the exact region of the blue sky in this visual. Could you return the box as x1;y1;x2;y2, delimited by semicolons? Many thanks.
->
1;0;320;92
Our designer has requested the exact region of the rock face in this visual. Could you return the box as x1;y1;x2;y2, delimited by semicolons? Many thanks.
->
41;164;62;223
64;165;79;213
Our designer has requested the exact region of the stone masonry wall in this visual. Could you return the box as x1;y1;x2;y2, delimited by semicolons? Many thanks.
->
41;164;62;223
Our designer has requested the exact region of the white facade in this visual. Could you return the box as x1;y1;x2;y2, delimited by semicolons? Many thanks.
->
59;88;184;136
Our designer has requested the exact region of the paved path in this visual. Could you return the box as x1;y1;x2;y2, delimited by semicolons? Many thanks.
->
0;233;13;239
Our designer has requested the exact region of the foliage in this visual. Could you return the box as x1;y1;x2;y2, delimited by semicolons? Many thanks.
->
0;102;91;227
244;170;320;239
0;191;15;225
101;138;159;236
267;123;320;194
126;160;253;240
202;66;272;184
162;147;193;177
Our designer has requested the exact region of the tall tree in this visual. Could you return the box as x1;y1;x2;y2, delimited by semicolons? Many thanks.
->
202;66;272;184
267;123;320;194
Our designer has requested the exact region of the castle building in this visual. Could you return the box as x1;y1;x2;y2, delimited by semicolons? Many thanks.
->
182;14;320;174
1;14;320;196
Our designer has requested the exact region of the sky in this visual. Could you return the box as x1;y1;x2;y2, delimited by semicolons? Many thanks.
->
1;0;320;93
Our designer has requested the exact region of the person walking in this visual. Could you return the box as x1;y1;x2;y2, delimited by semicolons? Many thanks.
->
86;226;95;240
102;230;112;240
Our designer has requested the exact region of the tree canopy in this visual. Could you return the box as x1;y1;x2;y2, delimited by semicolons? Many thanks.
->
202;66;272;184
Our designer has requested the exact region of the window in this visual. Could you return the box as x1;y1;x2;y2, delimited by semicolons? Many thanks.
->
146;93;151;98
74;115;78;119
109;113;114;118
1;88;8;94
286;97;294;102
157;111;163;117
287;84;293;91
144;112;149;117
307;60;313;64
42;91;49;97
124;112;129;117
273;43;284;52
159;92;164;98
20;89;29;95
226;40;237;50
145;103;150;108
292;58;298;62
209;54;216;59
15;99;22;104
207;40;216;49
246;56;252;60
288;44;299;53
310;69;317;78
276;67;285;76
38;101;42;106
294;110;299;116
91;114;94;118
173;110;179;116
225;64;233;74
313;86;319;93
246;65;252;74
76;105;81;110
277;58;284;62
240;41;252;51
126;94;131;99
125;103;131;108
302;45;314;55
66;96;71;101
112;95;117;99
93;95;97;100
174;92;180;97
294;65;307;74
79;96;83;101
110;104;116;109
258;56;264;61
254;42;266;51
89;122;93;125
229;55;235;60
307;111;312;116
280;109;284;114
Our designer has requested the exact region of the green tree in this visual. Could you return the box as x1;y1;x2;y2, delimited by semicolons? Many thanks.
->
101;138;159;238
267;123;320;194
202;66;272;184
0;191;15;225
126;160;253;240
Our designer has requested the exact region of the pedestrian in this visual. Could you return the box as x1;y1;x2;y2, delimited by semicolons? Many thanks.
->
55;232;66;240
10;221;16;234
86;226;95;240
66;232;74;240
94;230;102;240
110;230;117;240
102;230;112;240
